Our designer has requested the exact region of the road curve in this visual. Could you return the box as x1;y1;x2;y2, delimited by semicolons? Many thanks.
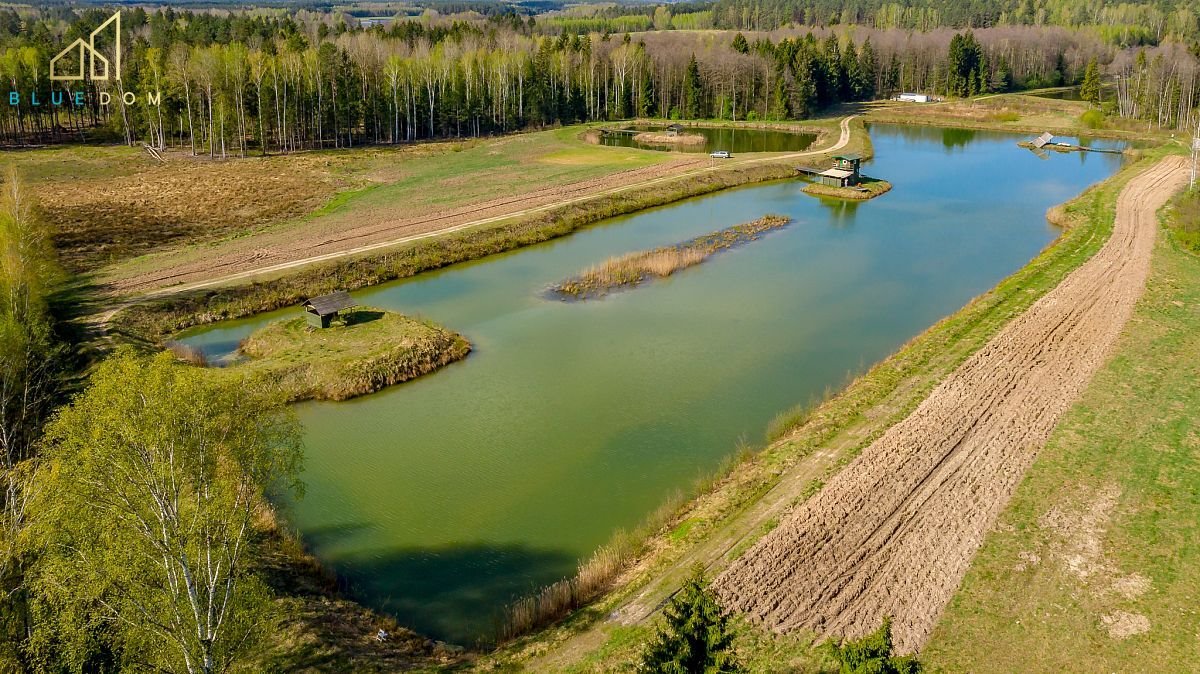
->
714;156;1189;653
124;116;855;300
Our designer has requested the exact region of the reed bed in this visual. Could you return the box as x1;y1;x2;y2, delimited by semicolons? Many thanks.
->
551;214;791;299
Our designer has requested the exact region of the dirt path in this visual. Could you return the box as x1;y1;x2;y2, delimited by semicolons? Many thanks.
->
714;156;1189;654
108;117;854;299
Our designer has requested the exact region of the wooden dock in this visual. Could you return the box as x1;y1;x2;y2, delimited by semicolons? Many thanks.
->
1020;132;1124;155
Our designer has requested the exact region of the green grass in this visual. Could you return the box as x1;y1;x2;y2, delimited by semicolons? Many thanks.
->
220;308;470;402
922;178;1200;673
1165;187;1200;254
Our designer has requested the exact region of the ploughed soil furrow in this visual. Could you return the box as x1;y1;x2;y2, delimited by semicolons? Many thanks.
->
715;156;1189;654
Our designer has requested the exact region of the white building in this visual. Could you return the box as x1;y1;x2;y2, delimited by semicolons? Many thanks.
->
897;93;931;103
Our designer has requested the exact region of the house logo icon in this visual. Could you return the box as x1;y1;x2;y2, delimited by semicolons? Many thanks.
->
50;11;121;82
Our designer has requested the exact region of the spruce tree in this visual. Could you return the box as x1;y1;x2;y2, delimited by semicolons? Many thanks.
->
639;566;740;673
1080;58;1102;105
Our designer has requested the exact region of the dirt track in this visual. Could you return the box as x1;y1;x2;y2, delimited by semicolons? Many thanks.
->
714;156;1189;654
106;117;853;298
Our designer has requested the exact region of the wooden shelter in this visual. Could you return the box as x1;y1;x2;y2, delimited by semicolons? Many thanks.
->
665;123;685;136
303;291;355;329
813;154;862;188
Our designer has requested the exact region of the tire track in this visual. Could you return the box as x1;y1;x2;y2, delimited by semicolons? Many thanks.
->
714;156;1189;654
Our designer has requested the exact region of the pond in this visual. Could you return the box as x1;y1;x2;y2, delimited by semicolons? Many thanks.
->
178;124;1127;645
597;124;818;153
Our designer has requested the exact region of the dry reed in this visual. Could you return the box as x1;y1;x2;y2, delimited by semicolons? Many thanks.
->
552;214;790;299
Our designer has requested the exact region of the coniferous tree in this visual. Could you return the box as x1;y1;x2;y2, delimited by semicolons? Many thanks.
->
1080;57;1102;104
639;566;740;674
683;54;705;118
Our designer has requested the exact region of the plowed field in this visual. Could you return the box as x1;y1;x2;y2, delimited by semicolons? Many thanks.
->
715;156;1189;654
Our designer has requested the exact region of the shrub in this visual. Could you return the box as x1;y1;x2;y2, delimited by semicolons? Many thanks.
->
826;617;921;674
1080;109;1105;129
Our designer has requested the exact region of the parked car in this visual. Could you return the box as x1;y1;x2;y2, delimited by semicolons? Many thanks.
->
710;150;731;159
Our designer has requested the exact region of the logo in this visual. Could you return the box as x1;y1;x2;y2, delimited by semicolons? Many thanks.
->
50;11;121;82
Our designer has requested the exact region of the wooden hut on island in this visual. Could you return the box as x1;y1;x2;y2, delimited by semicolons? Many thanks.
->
814;154;862;188
303;290;355;329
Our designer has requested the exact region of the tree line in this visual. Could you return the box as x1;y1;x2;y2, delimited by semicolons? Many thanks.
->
1;6;1197;151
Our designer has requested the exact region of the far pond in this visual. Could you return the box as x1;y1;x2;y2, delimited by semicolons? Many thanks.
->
178;124;1127;645
598;124;818;153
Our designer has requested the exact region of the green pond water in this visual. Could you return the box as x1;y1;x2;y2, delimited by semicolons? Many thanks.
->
179;124;1127;645
599;124;817;153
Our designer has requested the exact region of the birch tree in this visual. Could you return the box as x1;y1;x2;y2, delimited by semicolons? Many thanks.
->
28;352;302;674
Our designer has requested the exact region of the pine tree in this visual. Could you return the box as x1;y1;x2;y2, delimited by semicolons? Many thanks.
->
1080;57;1102;105
857;38;879;100
683;54;704;118
731;32;749;54
639;566;740;673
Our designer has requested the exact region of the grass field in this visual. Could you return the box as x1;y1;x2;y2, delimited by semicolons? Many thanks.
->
922;192;1200;672
15;127;669;275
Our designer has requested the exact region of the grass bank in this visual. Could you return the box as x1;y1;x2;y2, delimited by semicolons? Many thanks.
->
113;162;808;345
550;215;790;299
802;177;892;201
487;147;1182;671
922;171;1200;672
213;308;469;402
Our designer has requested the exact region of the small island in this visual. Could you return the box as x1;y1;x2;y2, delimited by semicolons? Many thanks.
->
802;177;893;200
550;215;791;300
798;153;891;201
237;307;470;402
633;130;706;146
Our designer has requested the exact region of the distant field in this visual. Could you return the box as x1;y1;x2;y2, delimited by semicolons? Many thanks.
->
15;127;670;275
863;94;1165;141
923;200;1200;672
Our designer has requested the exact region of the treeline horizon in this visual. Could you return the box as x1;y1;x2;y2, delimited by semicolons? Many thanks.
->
0;5;1196;151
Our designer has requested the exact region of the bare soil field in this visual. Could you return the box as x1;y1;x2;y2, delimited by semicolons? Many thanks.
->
714;156;1189;653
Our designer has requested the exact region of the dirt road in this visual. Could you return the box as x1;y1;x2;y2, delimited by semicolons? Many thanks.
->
714;156;1189;653
111;117;854;298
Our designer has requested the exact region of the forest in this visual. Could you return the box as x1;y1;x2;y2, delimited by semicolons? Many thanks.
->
0;4;1197;152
